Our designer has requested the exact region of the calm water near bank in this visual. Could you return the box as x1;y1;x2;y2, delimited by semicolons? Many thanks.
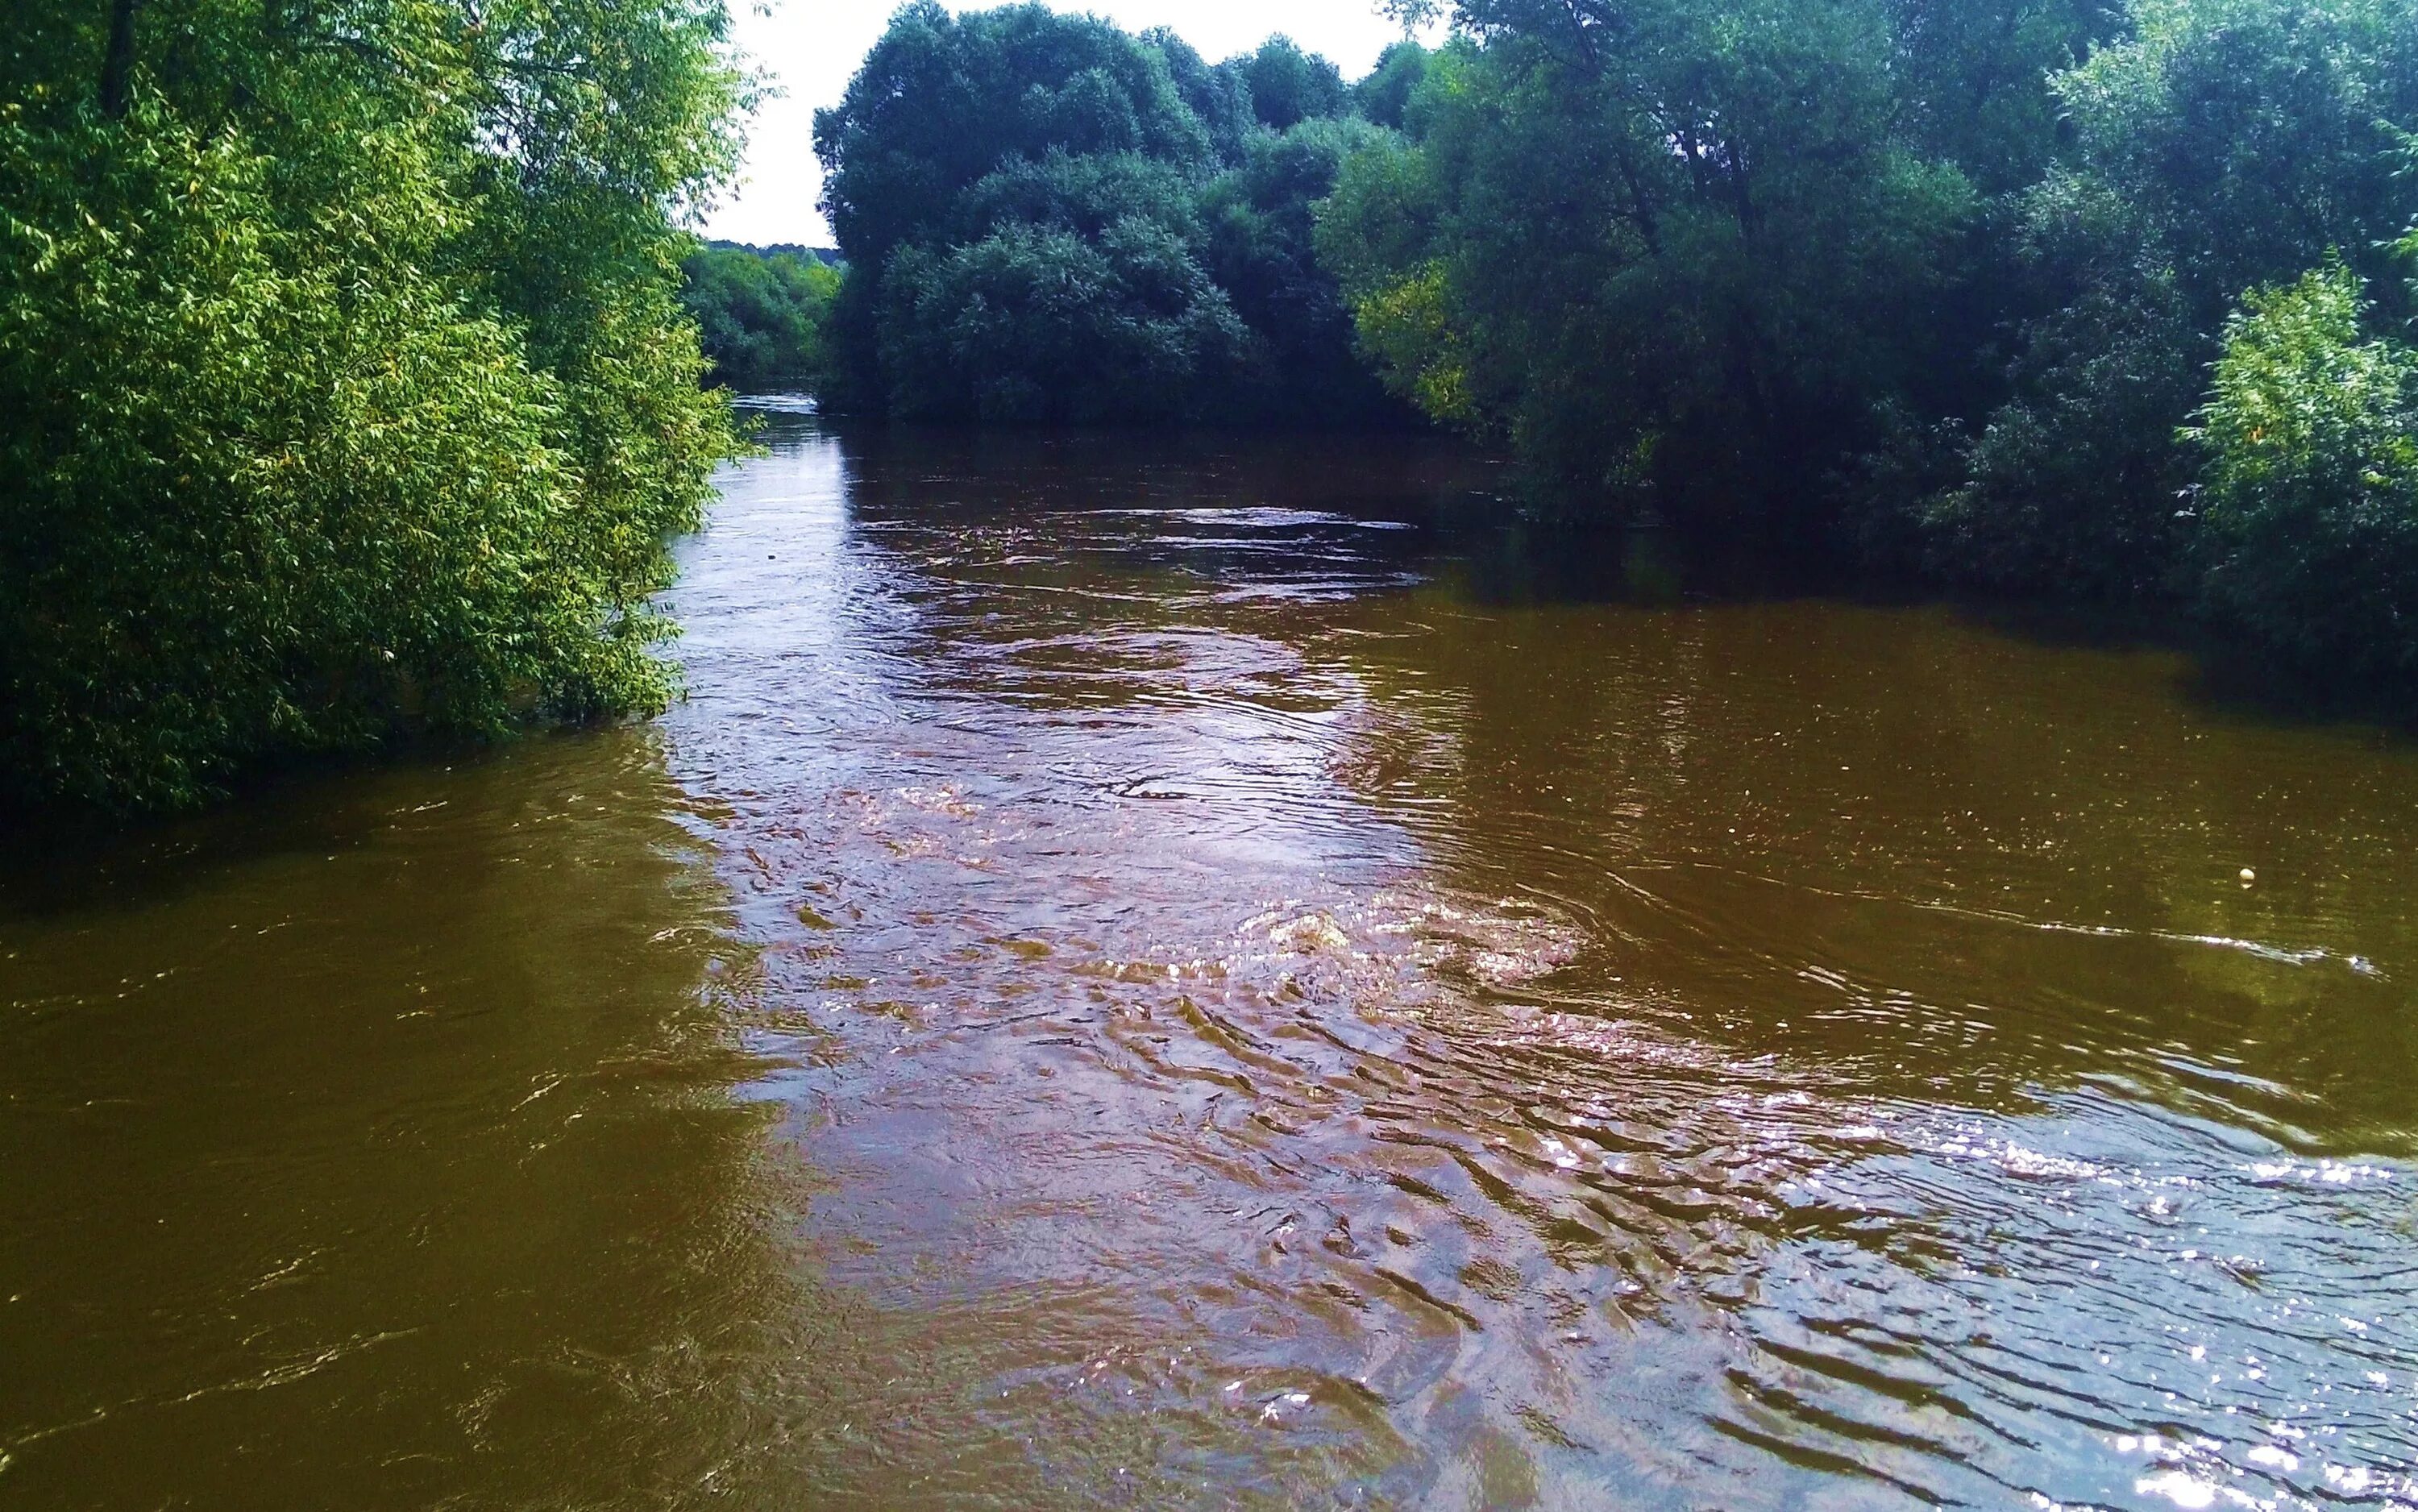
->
4;415;2416;1509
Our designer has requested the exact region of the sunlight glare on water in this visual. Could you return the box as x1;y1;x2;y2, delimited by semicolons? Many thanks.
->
3;415;2415;1509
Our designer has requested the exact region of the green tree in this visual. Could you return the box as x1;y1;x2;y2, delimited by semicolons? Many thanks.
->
813;3;1389;426
812;2;1219;413
1917;0;2418;599
2187;262;2418;683
1236;37;1348;131
1909;171;2207;598
1143;27;1257;164
873;146;1247;421
1319;4;1992;544
880;220;1248;422
812;2;1210;295
683;243;841;386
1352;42;1431;131
0;0;745;812
1202;118;1404;424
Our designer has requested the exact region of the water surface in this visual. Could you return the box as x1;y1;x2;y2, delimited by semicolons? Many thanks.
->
4;417;2416;1509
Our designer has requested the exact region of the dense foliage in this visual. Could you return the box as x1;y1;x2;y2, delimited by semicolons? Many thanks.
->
1;0;744;812
812;3;1406;426
1315;0;2117;548
682;243;841;386
1913;0;2418;602
1311;0;2418;687
19;0;2416;809
2189;259;2418;682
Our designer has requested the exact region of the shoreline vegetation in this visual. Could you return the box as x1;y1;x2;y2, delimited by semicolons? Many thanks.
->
678;0;2418;710
6;0;2416;815
683;241;841;389
795;0;2418;696
3;0;747;814
808;7;1421;429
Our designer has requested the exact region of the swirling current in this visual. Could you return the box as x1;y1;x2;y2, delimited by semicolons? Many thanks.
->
3;413;2414;1510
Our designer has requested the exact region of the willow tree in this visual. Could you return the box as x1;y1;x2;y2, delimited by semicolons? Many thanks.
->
1315;0;2057;545
0;0;748;812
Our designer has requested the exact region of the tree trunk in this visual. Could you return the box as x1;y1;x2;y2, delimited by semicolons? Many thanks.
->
99;0;140;118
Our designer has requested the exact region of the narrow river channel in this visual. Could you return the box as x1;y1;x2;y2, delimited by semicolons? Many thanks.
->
5;411;2416;1510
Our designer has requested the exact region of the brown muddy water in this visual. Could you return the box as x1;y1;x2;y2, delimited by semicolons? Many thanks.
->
4;413;2416;1510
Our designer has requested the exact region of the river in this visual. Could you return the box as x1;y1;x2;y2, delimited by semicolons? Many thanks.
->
3;412;2415;1510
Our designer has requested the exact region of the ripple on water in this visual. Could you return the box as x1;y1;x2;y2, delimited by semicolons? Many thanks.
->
650;421;2418;1509
19;424;2406;1509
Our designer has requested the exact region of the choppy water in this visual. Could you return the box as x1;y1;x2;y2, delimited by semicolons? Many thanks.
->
4;416;2416;1510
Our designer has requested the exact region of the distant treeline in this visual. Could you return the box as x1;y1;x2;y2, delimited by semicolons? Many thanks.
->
808;2;1425;426
683;243;841;386
708;242;841;267
805;0;2418;695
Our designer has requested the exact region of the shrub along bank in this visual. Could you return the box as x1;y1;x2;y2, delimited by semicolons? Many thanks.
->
812;0;2418;697
1313;0;2418;692
1;0;746;812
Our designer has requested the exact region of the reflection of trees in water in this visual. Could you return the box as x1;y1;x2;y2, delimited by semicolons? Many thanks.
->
1329;580;2418;1151
825;421;1492;530
804;418;2418;1145
813;422;1490;717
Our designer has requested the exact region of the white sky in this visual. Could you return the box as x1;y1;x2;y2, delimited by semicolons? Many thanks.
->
700;0;1440;246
